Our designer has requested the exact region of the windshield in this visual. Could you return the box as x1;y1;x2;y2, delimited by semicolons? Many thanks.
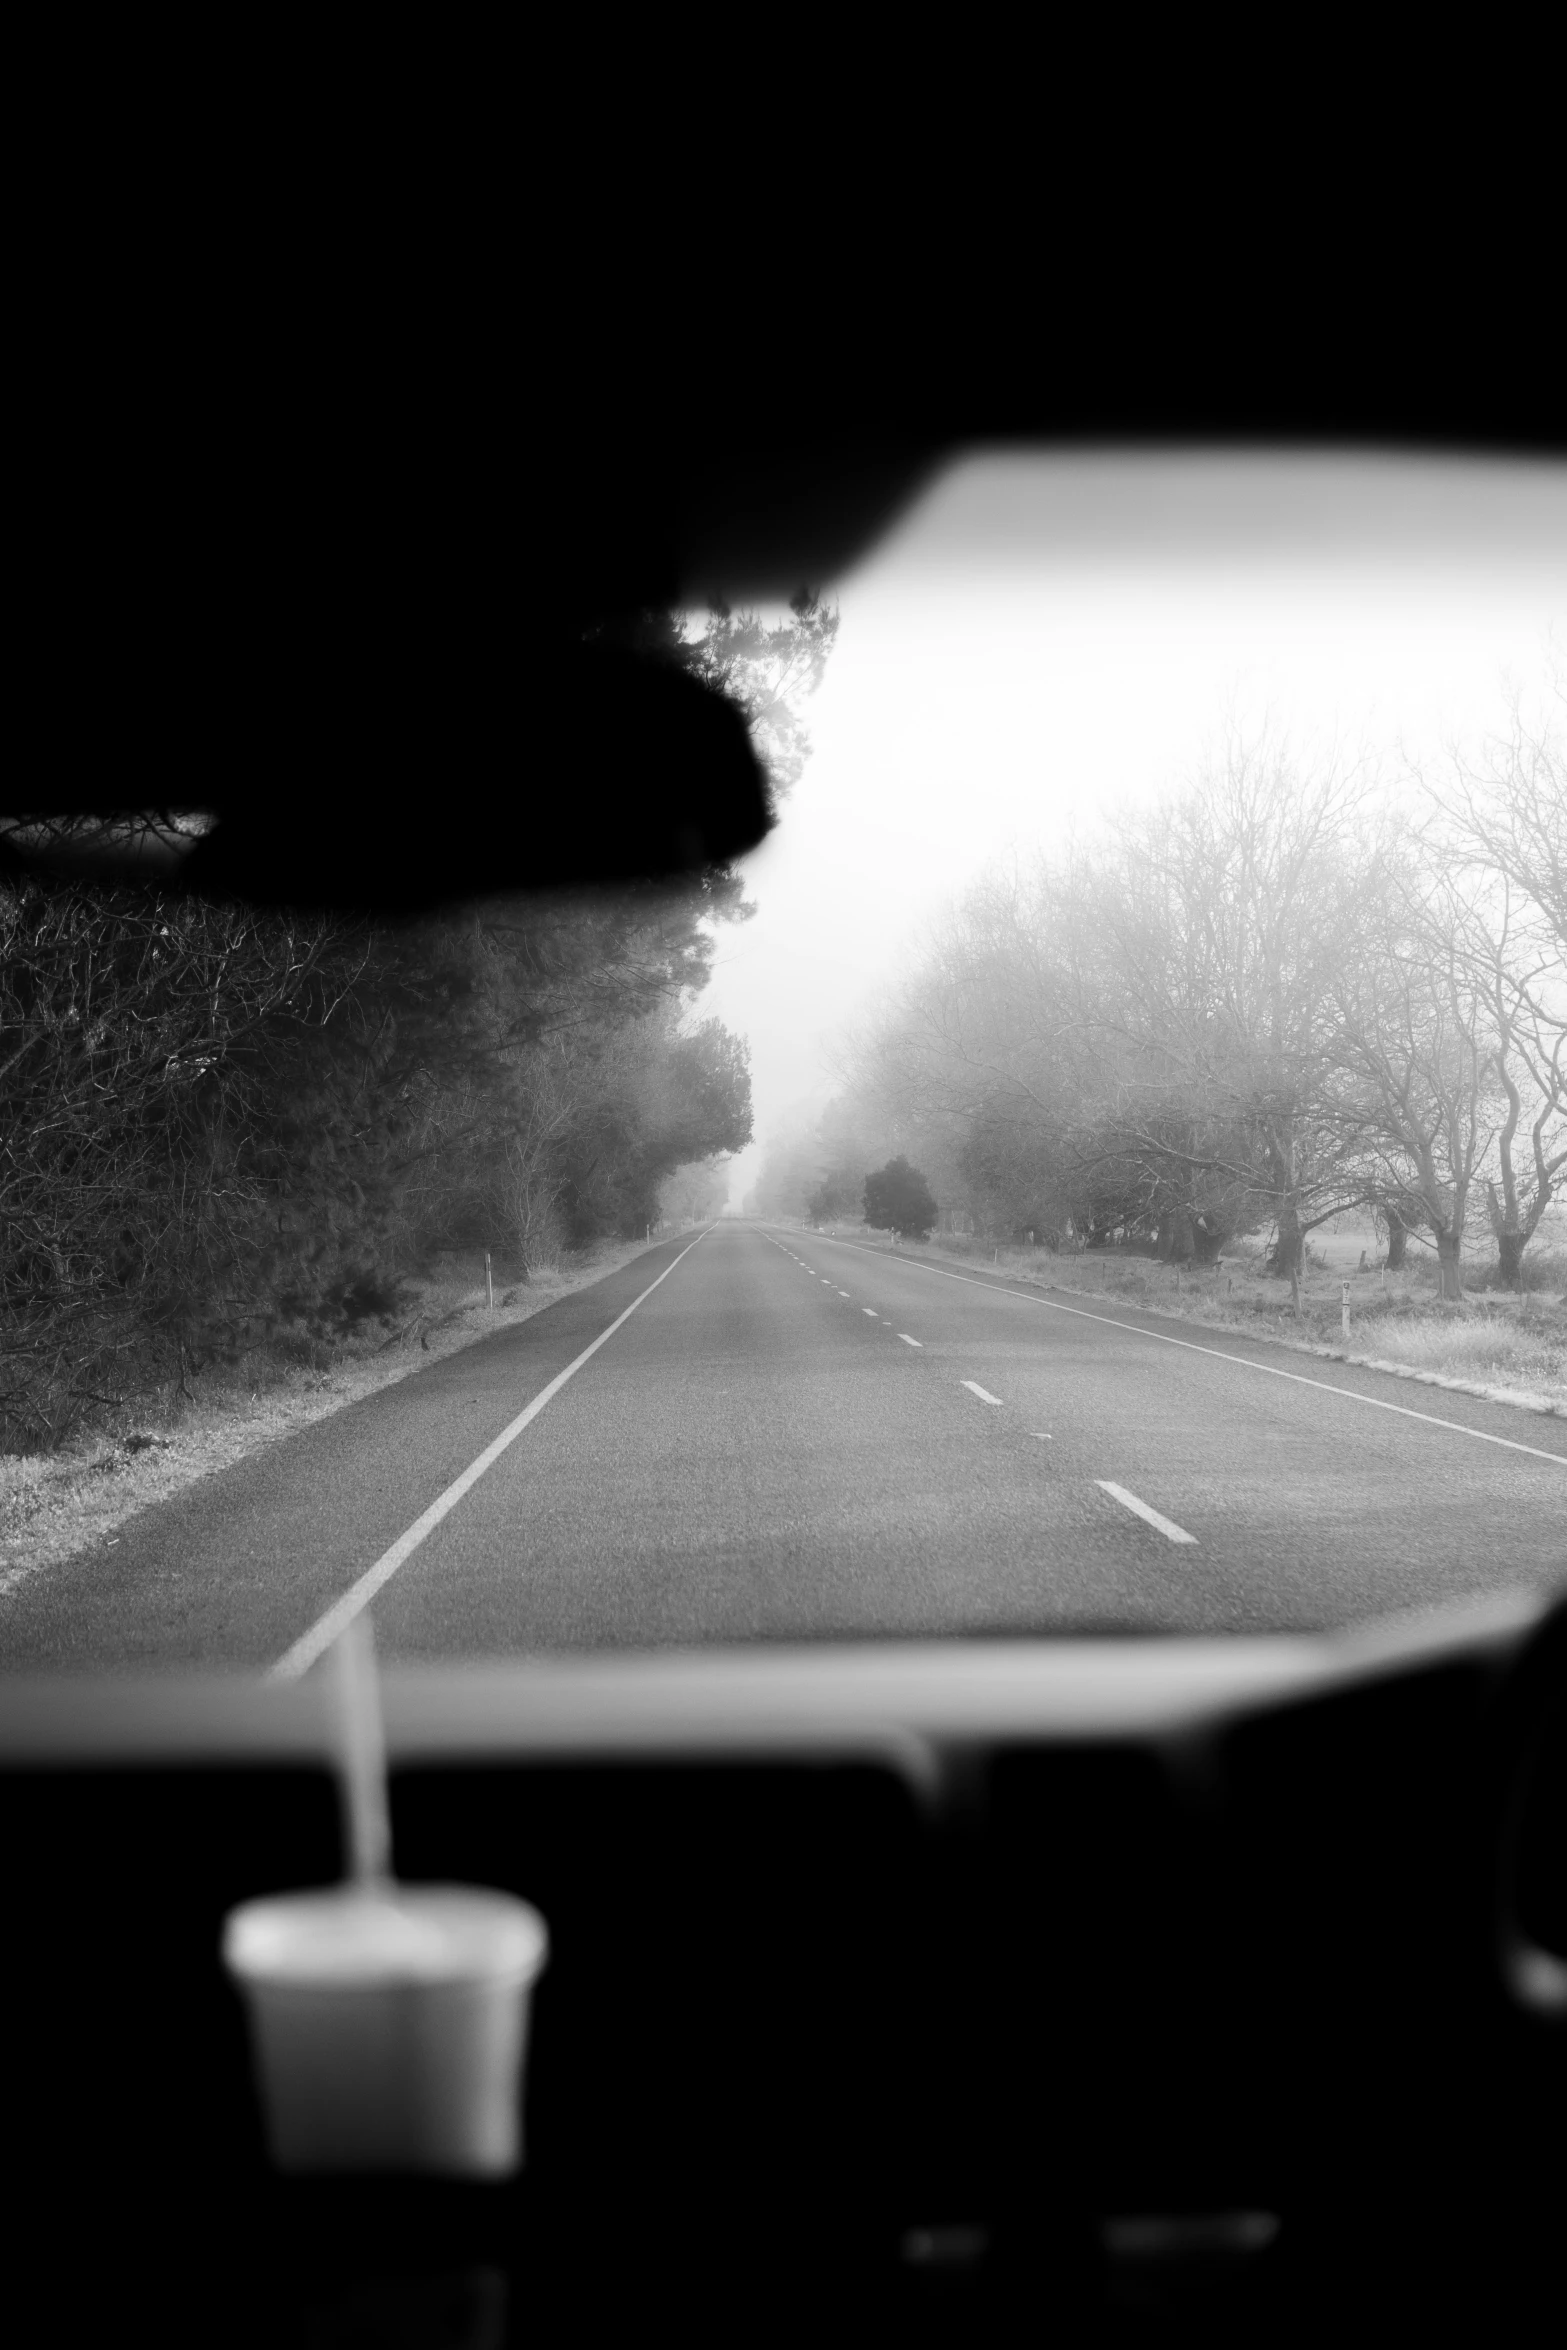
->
3;451;1566;1672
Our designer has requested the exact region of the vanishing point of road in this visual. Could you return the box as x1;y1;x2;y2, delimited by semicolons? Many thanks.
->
3;1222;1565;1673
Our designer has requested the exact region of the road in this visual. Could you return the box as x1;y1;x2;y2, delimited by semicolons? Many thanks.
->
3;1221;1565;1672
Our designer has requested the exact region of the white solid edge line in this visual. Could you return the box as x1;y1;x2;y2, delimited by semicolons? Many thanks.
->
962;1380;1004;1406
899;1334;922;1347
794;1233;1567;1468
267;1229;712;1683
1098;1480;1198;1544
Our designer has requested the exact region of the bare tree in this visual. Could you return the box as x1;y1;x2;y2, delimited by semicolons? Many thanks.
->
1057;737;1391;1273
1331;857;1501;1301
1430;675;1567;953
1436;879;1567;1286
1419;682;1567;1283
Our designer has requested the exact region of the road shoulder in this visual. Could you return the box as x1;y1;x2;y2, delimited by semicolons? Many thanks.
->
0;1238;682;1605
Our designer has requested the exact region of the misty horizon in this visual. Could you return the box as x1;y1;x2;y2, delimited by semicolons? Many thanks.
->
700;450;1566;1211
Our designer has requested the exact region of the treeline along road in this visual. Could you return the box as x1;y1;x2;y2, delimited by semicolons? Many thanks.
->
750;699;1567;1304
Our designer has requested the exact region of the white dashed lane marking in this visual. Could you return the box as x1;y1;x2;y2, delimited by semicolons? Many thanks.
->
863;1308;878;1317
962;1381;1003;1406
899;1335;922;1348
1097;1481;1197;1544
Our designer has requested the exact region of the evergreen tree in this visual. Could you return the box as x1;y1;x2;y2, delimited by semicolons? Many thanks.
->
863;1158;938;1241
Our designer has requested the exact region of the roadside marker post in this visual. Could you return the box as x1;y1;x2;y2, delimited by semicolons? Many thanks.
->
485;1253;493;1311
1342;1282;1350;1342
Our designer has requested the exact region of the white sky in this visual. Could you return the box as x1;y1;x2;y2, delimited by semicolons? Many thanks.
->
695;452;1567;1209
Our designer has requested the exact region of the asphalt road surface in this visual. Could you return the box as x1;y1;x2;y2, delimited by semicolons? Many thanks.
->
4;1222;1565;1673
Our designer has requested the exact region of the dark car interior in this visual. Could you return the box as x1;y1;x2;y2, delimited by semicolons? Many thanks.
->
4;424;1564;2346
4;1594;1563;2342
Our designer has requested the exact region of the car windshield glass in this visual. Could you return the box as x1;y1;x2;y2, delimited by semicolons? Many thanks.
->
3;451;1566;1673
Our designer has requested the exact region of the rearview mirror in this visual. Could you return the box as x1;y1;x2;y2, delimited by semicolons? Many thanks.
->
4;640;772;911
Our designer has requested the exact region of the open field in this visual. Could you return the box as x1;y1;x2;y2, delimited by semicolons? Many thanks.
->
795;1213;1567;1418
0;1235;682;1600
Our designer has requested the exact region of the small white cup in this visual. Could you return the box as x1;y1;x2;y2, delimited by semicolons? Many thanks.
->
223;1885;548;2175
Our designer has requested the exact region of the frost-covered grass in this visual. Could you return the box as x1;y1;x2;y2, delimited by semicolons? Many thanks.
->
1311;1284;1567;1405
0;1238;660;1602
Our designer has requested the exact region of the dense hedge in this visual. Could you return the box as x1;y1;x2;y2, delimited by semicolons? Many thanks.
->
0;877;751;1447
